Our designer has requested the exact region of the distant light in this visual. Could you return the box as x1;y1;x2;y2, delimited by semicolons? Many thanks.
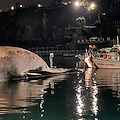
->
20;4;23;8
88;2;96;11
75;1;80;7
11;6;14;10
62;2;68;5
102;13;106;15
90;3;95;8
90;3;96;9
69;1;72;4
38;4;42;7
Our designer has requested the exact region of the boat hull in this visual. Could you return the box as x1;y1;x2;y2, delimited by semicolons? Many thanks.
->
85;56;120;69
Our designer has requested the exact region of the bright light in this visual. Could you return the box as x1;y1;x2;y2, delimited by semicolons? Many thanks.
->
88;3;96;11
38;4;42;7
75;1;80;6
91;3;95;8
62;2;68;5
90;3;96;9
20;4;23;7
102;13;106;15
11;6;14;10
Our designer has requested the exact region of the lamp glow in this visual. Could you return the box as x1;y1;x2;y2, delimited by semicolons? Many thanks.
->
38;4;42;7
20;4;23;8
11;6;14;10
91;3;95;8
90;3;95;9
75;1;80;6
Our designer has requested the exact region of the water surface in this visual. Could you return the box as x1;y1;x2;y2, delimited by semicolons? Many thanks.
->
0;57;120;120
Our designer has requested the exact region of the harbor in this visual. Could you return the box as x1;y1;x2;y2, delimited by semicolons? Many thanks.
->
0;0;120;120
0;57;120;120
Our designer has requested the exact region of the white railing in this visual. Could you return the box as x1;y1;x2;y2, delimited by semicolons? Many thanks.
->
29;47;85;55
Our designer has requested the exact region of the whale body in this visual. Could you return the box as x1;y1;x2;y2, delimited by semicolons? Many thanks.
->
0;46;70;79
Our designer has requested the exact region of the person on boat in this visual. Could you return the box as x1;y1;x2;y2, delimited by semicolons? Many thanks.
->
87;45;93;57
93;45;97;52
92;45;97;56
88;45;97;57
88;45;93;53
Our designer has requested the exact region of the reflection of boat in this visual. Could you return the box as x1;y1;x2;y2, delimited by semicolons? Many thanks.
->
84;68;120;116
85;68;120;88
85;45;120;69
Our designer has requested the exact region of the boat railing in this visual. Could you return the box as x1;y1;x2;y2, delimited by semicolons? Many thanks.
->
92;51;120;61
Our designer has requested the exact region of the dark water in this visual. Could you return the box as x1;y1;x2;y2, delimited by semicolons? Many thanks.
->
0;57;120;120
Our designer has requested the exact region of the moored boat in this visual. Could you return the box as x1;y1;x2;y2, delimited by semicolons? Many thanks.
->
85;44;120;69
75;53;85;61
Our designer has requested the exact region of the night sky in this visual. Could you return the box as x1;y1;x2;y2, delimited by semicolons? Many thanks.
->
0;0;55;10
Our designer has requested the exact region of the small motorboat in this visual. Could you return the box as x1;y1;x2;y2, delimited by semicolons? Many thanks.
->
75;53;85;61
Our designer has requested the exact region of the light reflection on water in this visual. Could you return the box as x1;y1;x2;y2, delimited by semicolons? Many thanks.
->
1;57;120;120
74;67;120;120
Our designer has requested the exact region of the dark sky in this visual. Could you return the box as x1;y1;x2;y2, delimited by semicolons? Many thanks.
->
0;0;55;10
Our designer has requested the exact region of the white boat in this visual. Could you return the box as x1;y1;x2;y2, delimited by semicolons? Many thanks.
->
84;45;120;69
76;46;112;61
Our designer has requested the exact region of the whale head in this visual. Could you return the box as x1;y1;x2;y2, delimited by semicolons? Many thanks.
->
0;46;70;80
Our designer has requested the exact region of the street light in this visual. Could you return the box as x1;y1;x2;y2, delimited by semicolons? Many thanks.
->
87;2;96;11
20;4;23;8
11;6;14;10
75;1;80;7
90;3;95;10
90;3;95;8
38;4;42;7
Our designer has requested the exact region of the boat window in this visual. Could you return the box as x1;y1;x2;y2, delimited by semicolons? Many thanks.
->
110;48;118;52
100;54;103;57
97;50;106;53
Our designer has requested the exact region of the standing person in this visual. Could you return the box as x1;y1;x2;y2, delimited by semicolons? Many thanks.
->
88;45;93;56
89;45;93;53
92;45;97;55
93;45;97;52
49;53;54;68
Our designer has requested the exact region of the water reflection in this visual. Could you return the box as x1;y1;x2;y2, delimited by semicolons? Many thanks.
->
75;68;120;119
85;67;120;117
85;68;120;88
76;84;84;116
1;63;120;120
85;68;98;116
0;74;68;115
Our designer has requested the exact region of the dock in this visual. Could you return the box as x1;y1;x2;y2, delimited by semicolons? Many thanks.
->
30;47;84;56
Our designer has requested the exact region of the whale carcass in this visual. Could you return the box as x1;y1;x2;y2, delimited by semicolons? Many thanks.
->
0;46;70;79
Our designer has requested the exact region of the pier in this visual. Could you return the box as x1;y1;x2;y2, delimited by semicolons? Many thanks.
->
29;47;84;56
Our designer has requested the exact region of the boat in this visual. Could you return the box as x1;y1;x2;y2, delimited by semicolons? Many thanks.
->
76;47;111;61
84;44;120;69
75;53;85;61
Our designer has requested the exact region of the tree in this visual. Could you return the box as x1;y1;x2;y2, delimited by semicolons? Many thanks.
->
75;17;86;28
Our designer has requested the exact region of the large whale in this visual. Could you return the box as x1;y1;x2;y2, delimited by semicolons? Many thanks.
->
0;46;70;79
